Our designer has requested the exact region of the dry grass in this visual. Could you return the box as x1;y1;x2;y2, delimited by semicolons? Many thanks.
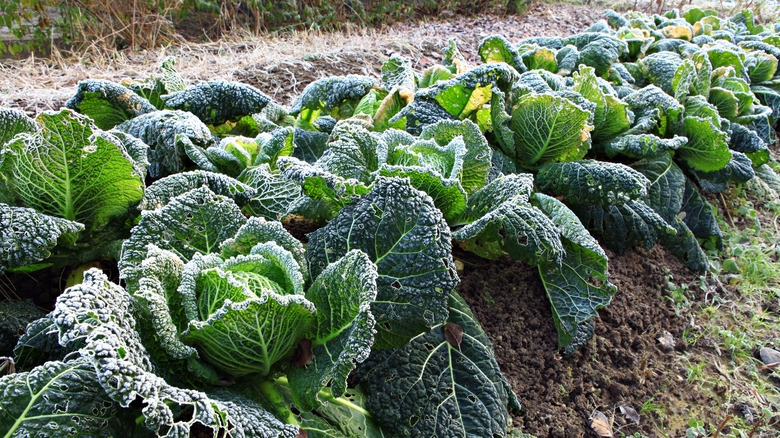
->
0;24;429;114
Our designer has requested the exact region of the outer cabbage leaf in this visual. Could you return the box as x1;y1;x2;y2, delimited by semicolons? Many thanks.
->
115;109;215;178
12;316;69;370
680;179;723;250
676;116;732;172
572;66;633;143
240;163;303;220
1;109;144;230
556;45;580;76
536;160;650;206
119;186;247;291
570;200;676;253
65;79;157;130
0;204;84;273
0;358;130;437
604;134;687;159
289;75;377;120
139;170;256;211
538;239;617;353
659;217;710;272
690;150;755;194
453;174;564;265
219;217;307;280
356;292;516;438
491;91;592;169
318;123;385;183
577;34;627;77
478;35;527;74
0;107;36;147
381;55;416;92
161;81;272;126
419;119;492;195
755;164;780;194
518;44;557;72
631;153;685;221
533;193;606;261
287;250;378;411
52;269;300;437
746;52;778;83
122;56;186;109
307;178;458;349
376;165;467;223
623;85;683;137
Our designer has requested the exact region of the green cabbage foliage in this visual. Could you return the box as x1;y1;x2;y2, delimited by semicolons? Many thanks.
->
0;107;37;147
120;186;247;292
65;79;157;130
116;109;215;178
122;56;187;110
478;35;526;74
453;174;565;265
307;178;458;349
1;109;145;232
161;80;272;126
0;204;84;273
536;160;650;206
290;75;377;125
139;170;256;211
491;90;592;169
572;66;633;143
394;63;519;134
356;292;517;438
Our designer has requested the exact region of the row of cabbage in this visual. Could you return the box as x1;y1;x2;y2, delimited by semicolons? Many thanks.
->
2;6;780;438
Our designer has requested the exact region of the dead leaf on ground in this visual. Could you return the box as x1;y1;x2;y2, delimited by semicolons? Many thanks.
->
589;409;613;437
657;330;675;351
619;405;640;425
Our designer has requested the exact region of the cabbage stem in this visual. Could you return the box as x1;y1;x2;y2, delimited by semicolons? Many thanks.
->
274;376;372;417
255;380;300;426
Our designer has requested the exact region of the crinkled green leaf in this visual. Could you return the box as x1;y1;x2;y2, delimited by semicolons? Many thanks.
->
381;55;416;92
570;200;675;253
556;45;580;76
746;52;778;83
278;157;368;219
220;216;307;280
161;80;272;126
577;34;627;77
680;178;723;250
12;316;67;370
65;79;157;130
690;150;755;194
287;250;378;411
183;254;315;377
1;109;144;230
491;91;592;169
623;85;683;137
376;165;466;223
632;153;686;221
290;75;377;119
677;116;732;172
356;292;516;438
572;66;633;143
539;239;617;353
120;186;247;290
478;35;526;74
307;178;457;349
604;134;687;159
0;358;129;437
518;44;557;72
53;269;300;437
536;160;650;206
140;170;256;211
453;197;564;266
0;107;36;147
533;193;606;261
0;204;84;273
419;119;492;194
116;109;215;178
240;163;303;220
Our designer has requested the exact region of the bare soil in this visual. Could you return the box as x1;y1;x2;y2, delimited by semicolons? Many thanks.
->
3;2;780;437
